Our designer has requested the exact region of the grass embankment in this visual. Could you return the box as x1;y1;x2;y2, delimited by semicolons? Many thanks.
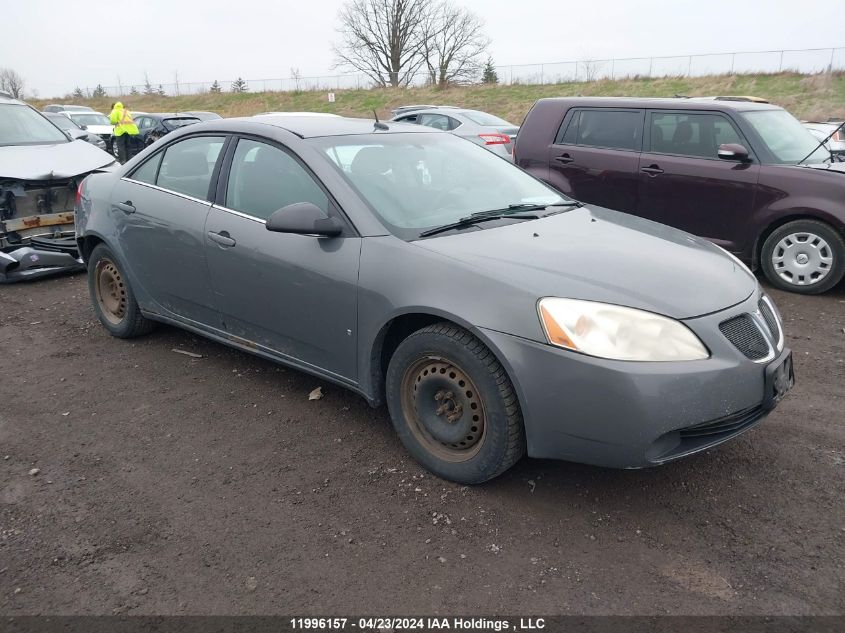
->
32;72;845;122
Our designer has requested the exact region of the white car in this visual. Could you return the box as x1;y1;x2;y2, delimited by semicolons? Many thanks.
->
63;110;114;144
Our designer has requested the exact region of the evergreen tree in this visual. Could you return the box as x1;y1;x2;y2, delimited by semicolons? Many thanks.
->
481;58;498;84
157;84;166;96
231;77;248;93
92;84;107;98
209;80;222;93
130;86;139;96
72;86;84;99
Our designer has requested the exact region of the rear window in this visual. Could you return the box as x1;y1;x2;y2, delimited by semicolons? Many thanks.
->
163;118;200;131
558;109;643;151
462;111;512;127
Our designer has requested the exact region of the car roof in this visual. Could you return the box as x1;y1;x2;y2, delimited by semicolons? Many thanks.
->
240;115;439;138
536;96;778;112
0;93;26;106
147;113;200;119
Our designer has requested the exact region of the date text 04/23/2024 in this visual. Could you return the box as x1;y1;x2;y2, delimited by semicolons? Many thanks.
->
290;617;547;631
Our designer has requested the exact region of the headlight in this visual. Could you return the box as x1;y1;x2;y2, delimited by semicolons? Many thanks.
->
537;298;709;361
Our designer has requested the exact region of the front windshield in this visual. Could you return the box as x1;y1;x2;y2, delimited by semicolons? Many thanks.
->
742;110;829;164
69;113;110;126
312;133;566;239
0;105;69;146
47;115;76;131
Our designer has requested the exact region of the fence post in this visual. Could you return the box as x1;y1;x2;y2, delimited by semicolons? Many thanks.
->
830;48;835;73
510;66;513;85
610;58;615;80
779;50;784;72
540;64;544;85
730;53;735;75
688;55;692;77
648;58;653;77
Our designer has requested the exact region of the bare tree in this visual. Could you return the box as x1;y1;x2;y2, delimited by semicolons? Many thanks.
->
333;0;430;87
421;2;489;89
0;68;25;98
290;67;303;92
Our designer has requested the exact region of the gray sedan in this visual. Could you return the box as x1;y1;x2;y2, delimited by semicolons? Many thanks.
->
390;106;519;159
75;116;793;483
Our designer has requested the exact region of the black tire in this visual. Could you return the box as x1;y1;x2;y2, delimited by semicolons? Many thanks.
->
385;322;525;484
87;243;155;338
760;219;845;294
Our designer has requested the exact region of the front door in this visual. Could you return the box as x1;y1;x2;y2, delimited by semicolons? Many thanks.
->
636;110;760;253
204;137;360;382
116;134;227;324
547;108;644;212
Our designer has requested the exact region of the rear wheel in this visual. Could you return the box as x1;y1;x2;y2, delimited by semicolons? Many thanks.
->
87;243;154;338
386;323;525;484
760;219;845;294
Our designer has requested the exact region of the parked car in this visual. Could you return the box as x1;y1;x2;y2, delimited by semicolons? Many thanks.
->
43;112;108;151
62;111;114;153
42;104;94;113
802;120;845;161
515;97;845;294
391;106;519;159
75;116;792;483
179;111;222;121
128;113;201;152
0;94;115;282
253;112;341;117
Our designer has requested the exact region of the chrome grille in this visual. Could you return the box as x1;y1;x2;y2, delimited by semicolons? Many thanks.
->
719;314;771;361
758;296;783;350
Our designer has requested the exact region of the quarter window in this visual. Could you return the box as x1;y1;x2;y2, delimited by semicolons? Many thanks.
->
156;136;225;200
649;112;744;159
130;151;162;184
418;113;459;131
225;139;328;220
559;110;643;151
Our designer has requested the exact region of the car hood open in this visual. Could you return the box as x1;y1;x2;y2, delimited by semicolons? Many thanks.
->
414;206;756;320
0;140;115;181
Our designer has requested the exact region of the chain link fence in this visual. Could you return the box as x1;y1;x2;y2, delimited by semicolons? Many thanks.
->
85;47;845;98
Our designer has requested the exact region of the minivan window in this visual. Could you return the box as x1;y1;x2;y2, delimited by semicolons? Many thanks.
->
156;136;225;200
560;110;643;151
225;139;329;220
649;112;744;159
741;109;829;164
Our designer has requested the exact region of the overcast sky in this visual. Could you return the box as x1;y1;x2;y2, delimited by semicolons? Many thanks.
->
4;0;843;97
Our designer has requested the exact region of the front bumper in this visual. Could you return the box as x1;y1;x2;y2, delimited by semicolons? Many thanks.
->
482;292;790;468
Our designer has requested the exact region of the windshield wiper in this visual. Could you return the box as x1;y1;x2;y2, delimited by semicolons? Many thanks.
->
418;202;582;238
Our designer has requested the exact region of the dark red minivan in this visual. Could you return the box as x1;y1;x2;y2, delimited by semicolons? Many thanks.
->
515;97;845;293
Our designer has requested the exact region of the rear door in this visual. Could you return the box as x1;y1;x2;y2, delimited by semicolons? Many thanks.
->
116;134;227;324
548;108;644;212
204;137;361;381
636;110;760;253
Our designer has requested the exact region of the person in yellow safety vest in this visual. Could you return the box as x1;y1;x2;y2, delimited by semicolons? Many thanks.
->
108;102;139;163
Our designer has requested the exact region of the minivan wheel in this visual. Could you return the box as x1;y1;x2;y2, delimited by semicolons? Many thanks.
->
760;220;845;294
87;243;155;338
386;323;525;484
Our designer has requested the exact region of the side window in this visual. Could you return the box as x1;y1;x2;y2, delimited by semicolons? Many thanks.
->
156;136;225;200
397;115;419;124
419;113;451;131
575;110;643;151
225;139;329;220
556;110;580;145
445;116;461;131
130;151;163;184
649;112;744;159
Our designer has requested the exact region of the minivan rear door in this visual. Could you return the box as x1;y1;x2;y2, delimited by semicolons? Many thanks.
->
636;110;760;254
547;108;644;212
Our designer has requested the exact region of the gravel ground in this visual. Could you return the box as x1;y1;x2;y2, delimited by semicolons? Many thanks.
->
0;273;843;616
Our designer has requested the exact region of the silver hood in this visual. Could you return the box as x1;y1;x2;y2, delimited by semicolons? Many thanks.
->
0;140;115;181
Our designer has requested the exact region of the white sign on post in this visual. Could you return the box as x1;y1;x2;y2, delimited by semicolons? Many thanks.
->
327;92;336;103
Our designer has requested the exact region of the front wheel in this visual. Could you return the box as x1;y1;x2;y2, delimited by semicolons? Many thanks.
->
760;219;845;294
385;323;525;484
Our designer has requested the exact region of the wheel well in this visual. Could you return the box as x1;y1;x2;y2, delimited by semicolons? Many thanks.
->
78;235;104;264
369;313;451;407
753;214;839;269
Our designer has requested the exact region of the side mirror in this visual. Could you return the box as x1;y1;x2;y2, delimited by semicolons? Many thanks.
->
80;124;88;130
265;202;343;237
67;128;88;141
718;143;750;162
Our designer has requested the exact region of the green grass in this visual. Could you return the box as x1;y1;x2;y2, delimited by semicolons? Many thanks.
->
32;72;845;123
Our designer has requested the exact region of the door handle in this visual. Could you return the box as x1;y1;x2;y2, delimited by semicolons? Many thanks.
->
115;200;135;214
207;231;236;247
640;165;664;175
554;154;574;164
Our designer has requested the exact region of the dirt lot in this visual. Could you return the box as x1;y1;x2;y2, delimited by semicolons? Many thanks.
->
0;273;843;616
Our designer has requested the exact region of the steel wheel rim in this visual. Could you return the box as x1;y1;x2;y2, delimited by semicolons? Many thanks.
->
771;232;833;286
400;356;486;463
94;259;127;325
